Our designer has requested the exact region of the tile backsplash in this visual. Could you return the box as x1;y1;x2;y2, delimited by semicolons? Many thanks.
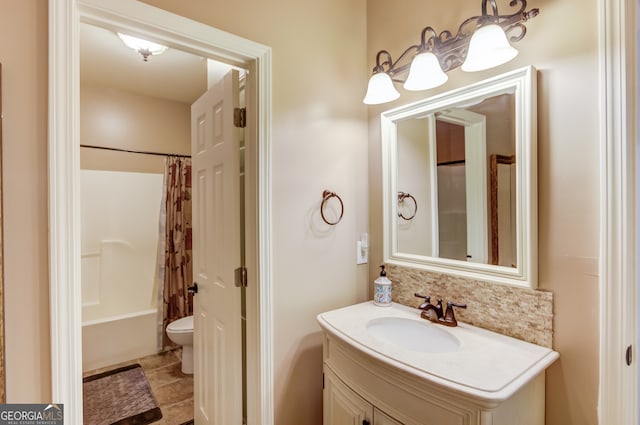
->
385;264;554;348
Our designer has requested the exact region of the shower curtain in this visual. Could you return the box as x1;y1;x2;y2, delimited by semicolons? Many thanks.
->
158;156;193;349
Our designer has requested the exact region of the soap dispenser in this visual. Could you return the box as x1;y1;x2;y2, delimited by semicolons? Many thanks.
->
373;265;392;307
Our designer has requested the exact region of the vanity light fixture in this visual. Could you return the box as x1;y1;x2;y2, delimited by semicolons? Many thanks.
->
363;0;539;105
117;33;168;62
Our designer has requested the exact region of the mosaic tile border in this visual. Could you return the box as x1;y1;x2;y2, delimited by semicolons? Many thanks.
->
385;264;554;348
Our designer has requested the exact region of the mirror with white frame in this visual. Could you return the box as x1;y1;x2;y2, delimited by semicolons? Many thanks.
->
381;66;537;288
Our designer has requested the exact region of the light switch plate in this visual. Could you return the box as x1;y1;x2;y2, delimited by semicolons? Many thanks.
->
356;240;368;264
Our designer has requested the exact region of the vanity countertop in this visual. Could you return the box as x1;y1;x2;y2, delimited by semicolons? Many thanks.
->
317;301;559;403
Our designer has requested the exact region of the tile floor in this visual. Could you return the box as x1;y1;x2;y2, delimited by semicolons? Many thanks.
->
83;349;193;425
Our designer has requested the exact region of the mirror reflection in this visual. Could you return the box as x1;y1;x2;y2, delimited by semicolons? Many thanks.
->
396;92;516;267
382;66;537;288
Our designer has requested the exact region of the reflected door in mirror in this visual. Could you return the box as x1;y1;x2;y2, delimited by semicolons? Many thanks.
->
435;120;467;262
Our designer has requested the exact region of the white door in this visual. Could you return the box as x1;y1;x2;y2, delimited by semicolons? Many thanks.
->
191;69;242;425
435;109;488;264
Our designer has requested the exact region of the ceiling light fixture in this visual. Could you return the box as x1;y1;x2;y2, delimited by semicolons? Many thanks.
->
117;33;168;62
363;0;540;105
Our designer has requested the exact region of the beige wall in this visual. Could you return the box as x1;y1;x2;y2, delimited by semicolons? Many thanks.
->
139;1;371;424
367;1;599;424
0;0;51;402
80;83;191;173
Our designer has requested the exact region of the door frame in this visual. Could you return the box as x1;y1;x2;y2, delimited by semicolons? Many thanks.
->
599;0;636;423
48;1;273;424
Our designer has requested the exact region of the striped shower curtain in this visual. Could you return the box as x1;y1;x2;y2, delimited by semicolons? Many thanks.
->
158;156;193;349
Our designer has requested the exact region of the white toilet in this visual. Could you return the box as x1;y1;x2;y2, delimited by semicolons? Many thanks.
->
166;315;194;374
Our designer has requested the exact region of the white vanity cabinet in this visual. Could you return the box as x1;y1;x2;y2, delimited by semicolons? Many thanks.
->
318;302;558;425
324;367;402;425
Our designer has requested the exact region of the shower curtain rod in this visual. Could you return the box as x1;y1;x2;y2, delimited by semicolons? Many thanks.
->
80;144;191;158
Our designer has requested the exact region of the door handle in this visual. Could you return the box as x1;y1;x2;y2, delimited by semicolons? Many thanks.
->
187;283;198;294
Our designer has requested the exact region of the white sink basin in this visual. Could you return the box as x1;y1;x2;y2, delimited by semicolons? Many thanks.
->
366;317;460;353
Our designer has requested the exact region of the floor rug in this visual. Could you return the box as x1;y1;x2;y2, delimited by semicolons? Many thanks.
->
83;363;163;425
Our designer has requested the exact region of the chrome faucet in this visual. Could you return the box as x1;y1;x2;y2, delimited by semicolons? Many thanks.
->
414;293;467;327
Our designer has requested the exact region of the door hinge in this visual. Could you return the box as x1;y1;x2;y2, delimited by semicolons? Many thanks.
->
234;107;246;128
234;266;248;287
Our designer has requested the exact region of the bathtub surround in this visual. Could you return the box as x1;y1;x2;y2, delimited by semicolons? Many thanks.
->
81;170;164;371
385;264;553;348
80;170;163;321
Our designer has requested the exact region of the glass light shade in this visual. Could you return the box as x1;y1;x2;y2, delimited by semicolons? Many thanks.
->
363;72;401;105
403;52;448;91
117;33;168;56
461;24;518;72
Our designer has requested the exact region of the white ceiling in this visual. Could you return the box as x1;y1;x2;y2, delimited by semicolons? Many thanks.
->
80;23;210;104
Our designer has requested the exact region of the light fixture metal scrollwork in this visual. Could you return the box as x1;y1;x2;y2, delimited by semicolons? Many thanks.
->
363;0;540;105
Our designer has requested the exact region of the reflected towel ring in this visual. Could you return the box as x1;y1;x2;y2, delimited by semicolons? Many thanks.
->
398;192;417;220
321;190;344;225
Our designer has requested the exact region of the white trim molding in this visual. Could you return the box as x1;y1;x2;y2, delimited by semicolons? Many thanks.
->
48;1;273;424
598;0;637;423
48;0;83;412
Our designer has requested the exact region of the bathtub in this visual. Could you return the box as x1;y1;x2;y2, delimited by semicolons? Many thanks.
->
81;239;161;372
82;308;159;372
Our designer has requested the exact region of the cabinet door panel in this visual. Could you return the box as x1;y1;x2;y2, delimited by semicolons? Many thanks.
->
324;369;373;425
374;408;403;425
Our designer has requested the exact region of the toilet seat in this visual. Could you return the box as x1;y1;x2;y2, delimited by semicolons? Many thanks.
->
167;315;193;333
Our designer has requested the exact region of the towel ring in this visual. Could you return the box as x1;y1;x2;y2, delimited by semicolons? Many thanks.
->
398;192;417;220
321;190;344;225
